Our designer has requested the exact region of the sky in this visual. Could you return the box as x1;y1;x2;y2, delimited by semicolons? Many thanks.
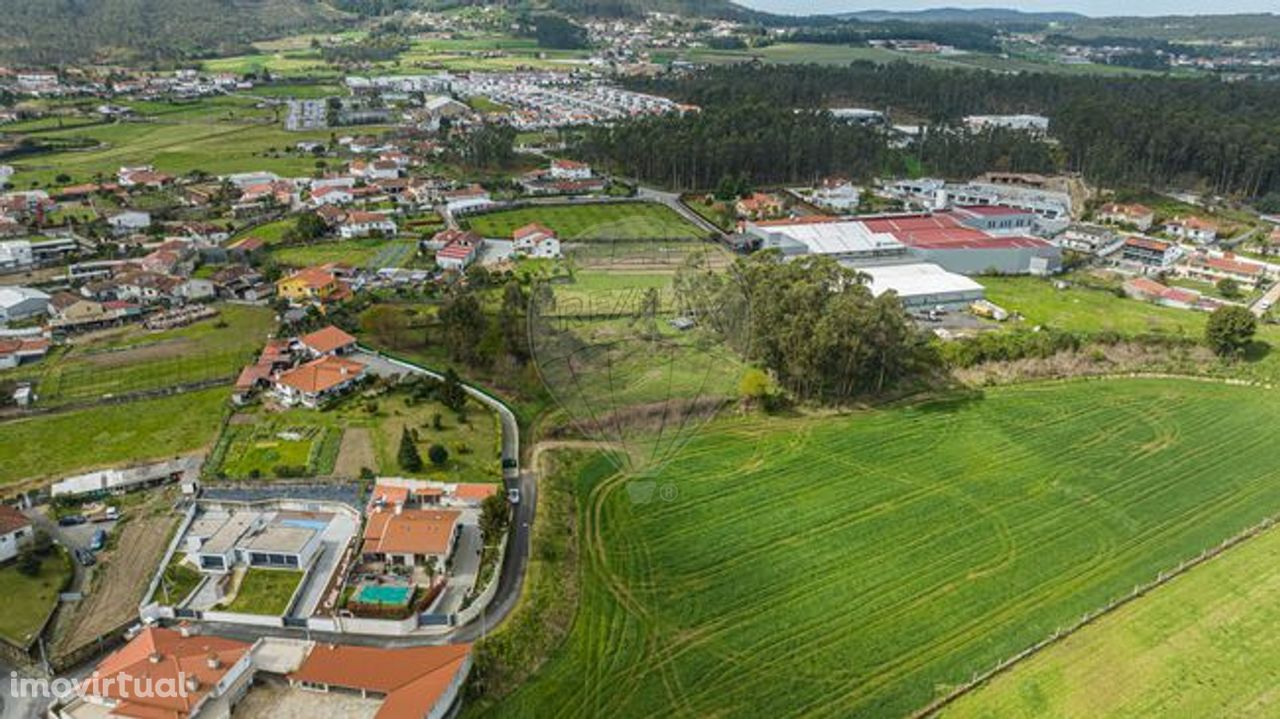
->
733;0;1280;17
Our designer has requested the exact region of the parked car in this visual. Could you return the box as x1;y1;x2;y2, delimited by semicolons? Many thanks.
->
501;458;518;470
74;548;96;567
89;529;108;552
58;515;86;527
91;507;119;523
507;487;521;505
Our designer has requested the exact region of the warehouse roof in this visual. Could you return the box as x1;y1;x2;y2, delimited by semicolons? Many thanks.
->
855;262;985;300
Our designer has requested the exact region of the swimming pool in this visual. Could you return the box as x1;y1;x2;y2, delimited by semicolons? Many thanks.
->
355;584;413;606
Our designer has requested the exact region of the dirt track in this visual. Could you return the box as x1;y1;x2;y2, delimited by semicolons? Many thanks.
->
332;428;376;478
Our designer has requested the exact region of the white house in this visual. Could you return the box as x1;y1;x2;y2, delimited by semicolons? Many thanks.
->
310;185;354;207
339;211;397;239
431;229;482;271
1163;216;1219;244
811;178;861;212
443;185;492;215
107;210;151;235
0;286;51;324
549;159;592;180
0;506;32;563
0;240;33;270
272;355;367;408
512;222;561;258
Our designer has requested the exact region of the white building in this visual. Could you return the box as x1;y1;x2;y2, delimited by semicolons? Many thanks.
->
963;114;1051;134
0;240;33;270
512;223;561;258
107;210;151;234
0;506;32;564
339;211;397;239
855;262;986;310
549;159;592;180
443;185;492;215
0;286;51;324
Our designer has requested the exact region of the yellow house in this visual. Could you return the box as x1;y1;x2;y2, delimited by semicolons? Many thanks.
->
277;267;349;304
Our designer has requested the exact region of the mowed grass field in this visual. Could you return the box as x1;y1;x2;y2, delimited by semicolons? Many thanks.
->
488;379;1280;718
944;521;1280;718
0;387;229;486
465;203;708;241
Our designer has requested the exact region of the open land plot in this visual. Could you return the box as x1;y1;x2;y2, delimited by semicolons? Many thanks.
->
50;489;181;656
210;391;501;483
981;275;1208;336
223;569;303;615
944;519;1280;718
0;388;229;487
9;117;341;187
485;379;1280;719
464;203;708;241
0;549;73;647
272;238;416;269
0;305;273;407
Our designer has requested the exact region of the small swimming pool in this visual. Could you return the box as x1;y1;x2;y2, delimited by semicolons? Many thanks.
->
279;518;328;531
355;583;413;606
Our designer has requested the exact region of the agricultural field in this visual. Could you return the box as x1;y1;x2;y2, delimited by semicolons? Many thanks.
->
0;305;273;407
944;520;1280;718
464;203;708;241
210;414;341;480
486;379;1280;718
0;388;229;487
6;99;348;187
981;275;1208;336
223;569;303;615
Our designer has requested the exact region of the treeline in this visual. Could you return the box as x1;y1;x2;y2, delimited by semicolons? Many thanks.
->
788;21;1002;54
676;251;936;403
319;35;410;63
572;101;1055;189
624;62;1280;198
0;0;345;64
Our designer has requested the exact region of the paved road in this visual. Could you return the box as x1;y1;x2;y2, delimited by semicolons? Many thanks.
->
635;185;726;238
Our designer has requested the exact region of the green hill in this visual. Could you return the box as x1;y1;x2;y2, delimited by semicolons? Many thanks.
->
0;0;350;65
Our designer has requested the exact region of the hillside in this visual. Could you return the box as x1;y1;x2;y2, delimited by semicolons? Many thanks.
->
545;0;773;22
836;8;1084;25
0;0;349;65
1062;13;1280;44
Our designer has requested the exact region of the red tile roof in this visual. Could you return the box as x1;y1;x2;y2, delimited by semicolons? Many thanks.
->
363;508;461;556
299;325;357;355
287;644;470;719
276;355;365;394
0;505;29;535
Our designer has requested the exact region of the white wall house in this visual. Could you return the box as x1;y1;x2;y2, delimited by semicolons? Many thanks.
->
339;212;397;239
0;506;32;563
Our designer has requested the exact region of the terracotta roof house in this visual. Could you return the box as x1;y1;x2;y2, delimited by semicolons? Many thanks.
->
277;267;351;305
273;355;367;409
362;508;462;567
511;222;561;259
298;325;358;357
1097;203;1155;231
55;627;253;719
287;643;472;719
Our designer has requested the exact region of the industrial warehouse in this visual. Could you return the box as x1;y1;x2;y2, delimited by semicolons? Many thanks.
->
744;209;1063;309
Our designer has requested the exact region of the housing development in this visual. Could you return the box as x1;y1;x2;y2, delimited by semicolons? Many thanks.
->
2;2;1280;719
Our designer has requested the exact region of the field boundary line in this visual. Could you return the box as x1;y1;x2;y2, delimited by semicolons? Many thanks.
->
0;375;236;424
914;512;1280;718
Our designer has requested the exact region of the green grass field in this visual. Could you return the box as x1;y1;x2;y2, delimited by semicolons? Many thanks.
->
272;238;417;269
0;549;73;646
0;305;273;407
213;419;339;480
0;388;229;486
464;203;708;241
223;569;303;615
487;379;1280;718
981;276;1206;336
944;521;1280;718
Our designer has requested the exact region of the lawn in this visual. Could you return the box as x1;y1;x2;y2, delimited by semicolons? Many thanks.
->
0;388;229;486
981;275;1207;336
0;304;273;407
0;549;73;647
154;554;204;607
464;203;708;241
944;521;1280;718
223;569;303;615
211;416;340;480
484;378;1280;718
272;238;417;269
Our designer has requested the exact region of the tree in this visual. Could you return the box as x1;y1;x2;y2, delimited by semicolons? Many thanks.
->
1205;305;1257;356
17;546;41;577
398;427;422;472
438;293;489;365
1216;278;1242;299
440;368;467;413
498;280;530;364
427;443;449;467
479;491;510;540
738;367;773;403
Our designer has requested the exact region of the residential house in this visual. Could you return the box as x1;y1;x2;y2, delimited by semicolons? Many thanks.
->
339;211;397;239
431;229;482;271
239;181;296;208
0;240;33;270
442;185;492;215
117;166;173;189
273;355;367;408
1056;224;1121;255
0;506;31;563
53;627;253;719
512;222;561;258
277;267;351;305
310;185;355;208
810;178;861;212
0;286;51;323
286;644;471;719
1096;203;1155;231
107;210;151;235
549;158;592;180
735;193;784;220
0;336;50;369
351;159;400;181
1120;236;1180;269
1122;277;1208;310
1181;253;1267;289
362;507;462;568
1163;216;1219;244
297;325;358;357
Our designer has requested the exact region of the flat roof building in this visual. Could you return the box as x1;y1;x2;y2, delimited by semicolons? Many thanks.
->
855;262;986;310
